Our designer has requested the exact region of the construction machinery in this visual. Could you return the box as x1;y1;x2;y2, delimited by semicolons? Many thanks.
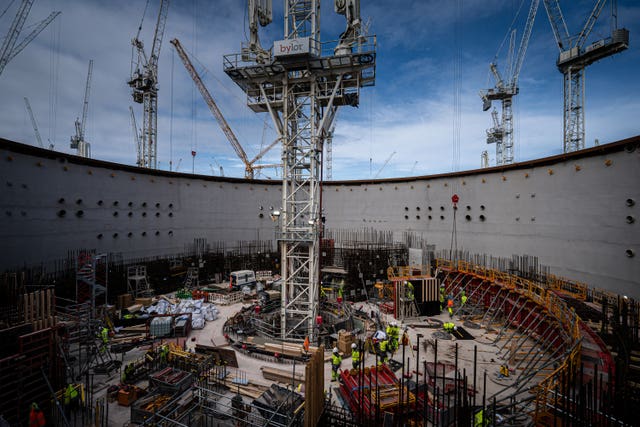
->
479;0;539;166
170;38;280;179
542;0;629;153
70;60;93;158
224;0;376;341
0;0;60;77
128;0;169;169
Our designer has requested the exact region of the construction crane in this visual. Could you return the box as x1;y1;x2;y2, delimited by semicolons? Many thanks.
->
479;0;539;166
129;106;143;166
244;0;272;63
481;150;490;168
542;0;629;153
171;38;280;179
0;0;60;77
128;0;169;169
70;60;93;158
374;151;396;179
23;97;43;148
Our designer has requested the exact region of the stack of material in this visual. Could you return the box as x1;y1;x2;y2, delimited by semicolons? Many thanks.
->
261;366;305;386
337;330;355;355
149;316;172;337
150;367;193;394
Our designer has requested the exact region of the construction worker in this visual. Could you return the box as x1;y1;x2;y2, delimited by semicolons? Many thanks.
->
499;364;510;379
159;344;169;364
29;403;45;427
461;291;468;307
474;409;485;427
405;281;414;301
351;343;361;370
337;284;344;304
122;362;135;383
377;339;389;365
439;290;445;312
64;383;79;407
331;347;342;381
100;326;109;344
386;321;398;353
448;306;454;318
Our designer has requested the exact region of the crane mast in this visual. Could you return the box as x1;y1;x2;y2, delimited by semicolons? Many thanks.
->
224;0;376;341
128;0;169;169
480;0;539;166
129;106;143;166
374;151;395;179
70;60;93;158
542;0;629;153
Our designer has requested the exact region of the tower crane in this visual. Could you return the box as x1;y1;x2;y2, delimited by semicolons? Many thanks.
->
374;151;395;179
128;0;169;169
171;38;281;179
129;106;143;166
479;0;539;166
23;97;43;148
0;0;60;77
70;59;93;158
244;0;272;63
542;0;629;152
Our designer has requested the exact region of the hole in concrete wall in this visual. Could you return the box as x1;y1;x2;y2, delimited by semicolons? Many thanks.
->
428;215;432;220
113;201;119;206
76;210;84;217
626;249;635;258
404;206;409;211
440;206;445;211
168;231;173;236
58;198;65;204
465;215;471;221
259;213;264;218
128;201;133;207
479;215;486;221
626;216;635;224
142;202;147;207
5;211;11;217
128;212;133;217
416;207;420;211
480;205;485;210
428;206;432;211
440;215;445;220
97;200;103;206
156;202;160;208
128;232;133;238
76;198;83;205
169;212;174;217
57;210;66;217
141;232;147;236
155;212;160;217
627;198;635;207
113;233;119;238
404;215;409;220
113;212;119;217
155;231;160;236
416;215;420;220
142;212;147;217
97;233;103;239
169;203;174;208
466;205;471;211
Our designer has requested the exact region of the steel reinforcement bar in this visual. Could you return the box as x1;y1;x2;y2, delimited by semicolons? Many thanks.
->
435;258;582;423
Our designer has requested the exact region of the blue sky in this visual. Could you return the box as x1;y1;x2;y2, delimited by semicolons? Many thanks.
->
1;0;638;179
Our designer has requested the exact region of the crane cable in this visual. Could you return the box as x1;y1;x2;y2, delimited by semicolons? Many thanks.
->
0;0;16;21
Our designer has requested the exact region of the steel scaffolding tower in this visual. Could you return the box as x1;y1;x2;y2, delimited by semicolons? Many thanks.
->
224;0;375;341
